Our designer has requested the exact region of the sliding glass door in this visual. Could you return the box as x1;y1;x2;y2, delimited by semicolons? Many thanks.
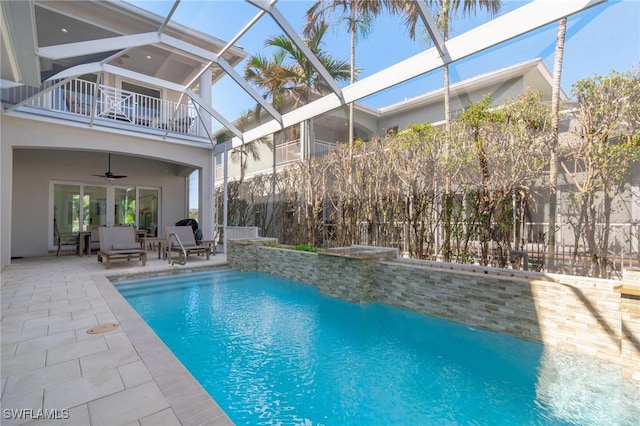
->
51;182;161;247
53;184;81;235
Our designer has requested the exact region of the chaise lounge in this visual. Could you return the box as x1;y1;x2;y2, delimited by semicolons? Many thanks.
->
98;226;147;269
165;225;210;263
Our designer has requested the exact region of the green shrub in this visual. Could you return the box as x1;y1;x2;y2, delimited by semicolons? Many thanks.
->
293;244;319;252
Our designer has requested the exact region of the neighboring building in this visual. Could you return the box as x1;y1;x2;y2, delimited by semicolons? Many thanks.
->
216;58;561;183
215;59;639;267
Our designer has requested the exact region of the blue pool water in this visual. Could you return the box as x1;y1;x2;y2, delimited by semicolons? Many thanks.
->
115;269;640;425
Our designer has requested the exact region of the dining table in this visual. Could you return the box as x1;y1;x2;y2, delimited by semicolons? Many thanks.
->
139;237;166;259
78;231;92;256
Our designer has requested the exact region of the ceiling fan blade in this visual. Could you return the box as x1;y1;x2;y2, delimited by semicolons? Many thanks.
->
91;154;127;180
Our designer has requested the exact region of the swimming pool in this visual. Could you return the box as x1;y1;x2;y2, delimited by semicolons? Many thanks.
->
115;269;640;425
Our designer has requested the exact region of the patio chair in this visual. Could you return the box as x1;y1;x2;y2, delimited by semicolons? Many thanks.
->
98;226;147;269
89;226;101;253
65;92;91;115
165;225;210;264
54;223;79;256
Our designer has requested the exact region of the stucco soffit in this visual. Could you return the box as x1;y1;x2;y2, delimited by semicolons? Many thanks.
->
1;0;40;87
38;32;159;61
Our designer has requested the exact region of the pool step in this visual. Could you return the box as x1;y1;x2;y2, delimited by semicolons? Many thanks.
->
115;269;237;289
115;269;246;297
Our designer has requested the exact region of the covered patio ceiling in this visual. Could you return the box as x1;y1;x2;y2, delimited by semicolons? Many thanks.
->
1;0;605;152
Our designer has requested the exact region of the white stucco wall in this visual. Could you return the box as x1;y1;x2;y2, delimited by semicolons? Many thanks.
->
1;114;215;262
376;77;525;133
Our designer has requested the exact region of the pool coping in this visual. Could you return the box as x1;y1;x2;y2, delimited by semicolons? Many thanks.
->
93;270;234;426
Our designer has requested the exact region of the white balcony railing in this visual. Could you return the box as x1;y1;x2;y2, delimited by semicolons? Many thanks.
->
215;138;338;183
1;78;200;137
276;139;302;164
276;138;337;165
310;139;337;157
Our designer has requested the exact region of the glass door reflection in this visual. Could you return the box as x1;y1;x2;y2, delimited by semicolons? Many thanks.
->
83;185;108;230
113;186;136;227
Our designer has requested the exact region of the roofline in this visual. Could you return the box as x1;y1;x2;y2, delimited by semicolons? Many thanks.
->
376;58;565;116
227;58;571;124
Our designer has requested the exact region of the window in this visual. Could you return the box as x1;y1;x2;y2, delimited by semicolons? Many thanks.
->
121;82;160;99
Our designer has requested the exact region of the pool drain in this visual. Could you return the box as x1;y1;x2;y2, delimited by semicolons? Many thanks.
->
86;323;119;334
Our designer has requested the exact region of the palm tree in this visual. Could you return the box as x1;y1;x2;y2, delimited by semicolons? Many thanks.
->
253;23;352;164
244;24;352;238
245;23;351;173
397;0;501;261
304;1;387;149
228;111;271;185
547;16;567;272
252;24;352;244
264;23;352;110
244;49;291;115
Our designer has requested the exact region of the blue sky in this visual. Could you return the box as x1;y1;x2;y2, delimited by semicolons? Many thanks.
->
128;0;638;208
131;0;639;122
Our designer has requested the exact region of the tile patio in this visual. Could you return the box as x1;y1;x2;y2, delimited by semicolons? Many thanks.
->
1;252;232;426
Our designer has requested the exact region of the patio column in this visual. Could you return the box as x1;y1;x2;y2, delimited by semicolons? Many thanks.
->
199;69;212;137
0;143;12;266
223;144;229;253
200;153;215;241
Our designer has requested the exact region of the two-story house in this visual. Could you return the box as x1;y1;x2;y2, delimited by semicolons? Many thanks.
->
1;0;247;264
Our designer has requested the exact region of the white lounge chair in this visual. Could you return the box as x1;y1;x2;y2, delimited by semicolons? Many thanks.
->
98;227;147;269
165;225;210;263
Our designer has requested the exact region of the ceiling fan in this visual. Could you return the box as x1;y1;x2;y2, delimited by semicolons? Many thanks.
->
92;153;127;181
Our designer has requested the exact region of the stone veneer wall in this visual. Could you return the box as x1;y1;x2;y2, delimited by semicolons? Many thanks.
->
227;239;637;378
374;260;622;364
618;268;640;381
620;294;640;381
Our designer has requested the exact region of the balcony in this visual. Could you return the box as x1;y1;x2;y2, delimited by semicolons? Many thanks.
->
215;138;338;181
276;138;337;165
1;78;206;139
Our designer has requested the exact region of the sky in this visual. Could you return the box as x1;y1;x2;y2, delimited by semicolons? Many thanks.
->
129;0;640;124
125;0;639;208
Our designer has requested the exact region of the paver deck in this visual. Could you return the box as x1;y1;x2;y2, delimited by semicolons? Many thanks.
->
1;253;232;426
